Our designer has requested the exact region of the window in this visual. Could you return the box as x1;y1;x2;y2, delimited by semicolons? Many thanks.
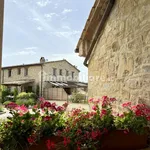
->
24;68;28;76
59;69;62;76
72;72;75;79
8;69;12;77
53;68;57;76
18;68;21;75
66;70;69;76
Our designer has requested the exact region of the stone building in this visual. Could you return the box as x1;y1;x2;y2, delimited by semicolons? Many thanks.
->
1;58;86;100
76;0;150;106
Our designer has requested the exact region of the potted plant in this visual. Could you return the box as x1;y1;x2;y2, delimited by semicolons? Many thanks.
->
0;104;41;150
0;99;68;150
28;98;68;150
61;96;149;150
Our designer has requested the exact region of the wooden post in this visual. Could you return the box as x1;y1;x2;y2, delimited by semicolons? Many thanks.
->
0;0;4;98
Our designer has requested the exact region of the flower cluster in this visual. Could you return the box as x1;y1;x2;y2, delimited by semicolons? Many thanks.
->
0;98;68;150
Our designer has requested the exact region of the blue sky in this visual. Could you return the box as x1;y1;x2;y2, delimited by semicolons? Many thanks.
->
2;0;95;81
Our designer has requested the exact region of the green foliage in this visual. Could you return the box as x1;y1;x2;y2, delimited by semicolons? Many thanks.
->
0;109;41;150
3;101;12;106
17;92;36;100
13;88;18;101
0;105;4;112
69;92;86;103
16;98;35;107
1;86;11;103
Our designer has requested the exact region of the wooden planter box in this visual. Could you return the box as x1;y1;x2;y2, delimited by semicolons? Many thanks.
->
28;136;64;150
99;130;148;150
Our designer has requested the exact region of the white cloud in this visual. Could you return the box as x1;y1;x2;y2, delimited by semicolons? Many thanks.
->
36;0;52;7
62;25;71;30
44;13;58;19
37;26;43;31
62;9;73;14
4;49;37;58
24;47;38;50
16;50;36;56
33;18;40;21
54;30;80;38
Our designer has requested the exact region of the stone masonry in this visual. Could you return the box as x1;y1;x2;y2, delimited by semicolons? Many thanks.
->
88;0;150;107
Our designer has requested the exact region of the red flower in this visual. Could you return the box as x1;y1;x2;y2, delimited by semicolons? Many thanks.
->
46;140;55;150
76;129;82;135
147;116;150;121
92;105;97;111
91;131;98;140
110;98;116;102
101;109;107;116
63;137;70;147
44;102;51;108
27;137;35;144
43;116;52;121
56;106;64;112
122;102;131;108
88;98;94;103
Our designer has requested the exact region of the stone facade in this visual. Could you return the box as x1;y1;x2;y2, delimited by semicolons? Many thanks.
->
87;0;150;106
2;59;79;97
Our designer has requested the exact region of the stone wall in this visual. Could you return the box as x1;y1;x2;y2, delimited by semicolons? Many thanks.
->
88;0;150;106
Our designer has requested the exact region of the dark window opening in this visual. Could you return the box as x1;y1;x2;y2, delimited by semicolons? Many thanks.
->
8;69;11;77
59;69;62;75
24;68;28;76
66;70;69;76
18;68;21;75
53;68;57;76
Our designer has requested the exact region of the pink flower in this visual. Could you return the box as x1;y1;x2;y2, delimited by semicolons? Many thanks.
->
15;105;28;113
39;97;45;102
92;105;97;111
88;98;94;103
46;140;55;150
122;102;131;108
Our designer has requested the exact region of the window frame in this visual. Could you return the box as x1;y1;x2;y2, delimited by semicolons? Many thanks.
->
8;69;12;77
53;68;57;76
18;68;21;75
59;69;62;76
24;68;28;76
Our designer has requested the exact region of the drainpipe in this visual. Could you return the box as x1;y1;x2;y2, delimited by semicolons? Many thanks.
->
84;0;115;67
41;64;43;97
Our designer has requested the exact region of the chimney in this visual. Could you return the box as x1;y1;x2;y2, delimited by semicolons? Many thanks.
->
40;57;45;63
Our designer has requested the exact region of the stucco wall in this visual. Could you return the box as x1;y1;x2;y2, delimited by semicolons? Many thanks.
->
88;0;150;106
43;60;79;82
2;65;41;91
